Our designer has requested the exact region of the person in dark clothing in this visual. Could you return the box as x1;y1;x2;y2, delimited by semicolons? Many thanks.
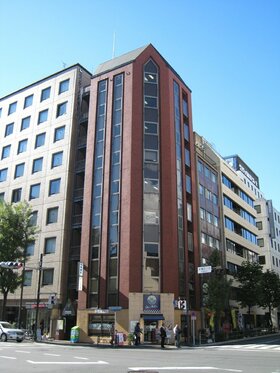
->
134;322;142;345
160;323;167;348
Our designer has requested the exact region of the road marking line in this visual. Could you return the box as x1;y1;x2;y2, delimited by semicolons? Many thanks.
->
128;367;242;372
44;353;61;356
15;350;31;353
27;360;109;365
74;356;89;360
0;356;17;359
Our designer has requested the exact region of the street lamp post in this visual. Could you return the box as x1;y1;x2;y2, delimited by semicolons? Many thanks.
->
34;253;43;341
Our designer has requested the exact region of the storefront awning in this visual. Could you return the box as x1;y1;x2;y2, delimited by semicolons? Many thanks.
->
140;313;165;321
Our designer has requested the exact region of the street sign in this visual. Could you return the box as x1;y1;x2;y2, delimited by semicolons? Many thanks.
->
178;299;187;310
197;266;212;274
48;294;57;306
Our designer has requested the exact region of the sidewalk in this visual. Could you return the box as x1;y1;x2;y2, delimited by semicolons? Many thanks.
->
38;331;280;349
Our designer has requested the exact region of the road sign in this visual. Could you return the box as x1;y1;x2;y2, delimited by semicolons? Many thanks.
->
178;300;187;310
197;266;212;274
48;294;57;306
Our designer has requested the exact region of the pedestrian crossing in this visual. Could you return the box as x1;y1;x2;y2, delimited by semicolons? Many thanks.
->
203;344;280;352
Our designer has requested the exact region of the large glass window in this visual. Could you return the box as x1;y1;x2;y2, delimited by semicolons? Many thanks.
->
1;145;11;159
49;178;61;195
26;241;35;256
29;183;40;200
17;139;28;154
54;126;65;142
38;109;48;124
21;116;31;130
5;123;14;136
23;271;32;286
12;188;22;202
24;94;33;108
51;151;63;168
89;79;108;307
32;157;43;173
8;102;17;115
143;59;160;293
59;79;69;94
56;102;67;117
41;87;51;101
42;269;54;285
106;73;123;305
47;207;58;224
88;314;114;337
45;237;56;254
35;133;46;148
14;163;25;178
0;168;8;182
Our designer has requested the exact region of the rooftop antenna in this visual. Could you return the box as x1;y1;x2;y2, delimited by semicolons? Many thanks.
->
112;31;116;59
62;61;67;69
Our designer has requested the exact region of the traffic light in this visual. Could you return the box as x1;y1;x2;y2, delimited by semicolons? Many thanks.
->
0;261;23;269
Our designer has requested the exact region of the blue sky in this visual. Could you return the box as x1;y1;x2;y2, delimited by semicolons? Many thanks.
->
0;0;279;209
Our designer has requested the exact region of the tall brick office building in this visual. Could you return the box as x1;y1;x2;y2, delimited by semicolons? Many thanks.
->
77;44;200;342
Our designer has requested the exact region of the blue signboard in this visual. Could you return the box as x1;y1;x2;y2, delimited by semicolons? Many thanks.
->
143;294;160;312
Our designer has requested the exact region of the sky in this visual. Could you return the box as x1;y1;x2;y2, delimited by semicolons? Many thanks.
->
0;0;279;209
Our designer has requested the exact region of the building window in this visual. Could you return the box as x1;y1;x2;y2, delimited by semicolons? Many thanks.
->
257;238;264;247
38;109;48;124
1;145;11;159
17;139;28;154
14;163;25;178
54;126;65;142
186;175;191;193
51;151;63;168
185;148;190;167
0;108;2;117
88;314;114;337
0;168;8;182
29;183;40;200
47;207;58;224
42;269;54;285
23;271;32;286
12;188;22;203
5;123;14;136
56;102;67;117
187;203;192;222
24;94;33;108
35;133;46;148
32;157;43;173
21;116;31;130
49;178;61;195
26;241;35;256
144;96;157;108
41;87;51;101
45;237;56;254
255;205;261;214
30;211;38;226
59;79;69;94
0;192;4;201
256;221;263;230
8;102;17;115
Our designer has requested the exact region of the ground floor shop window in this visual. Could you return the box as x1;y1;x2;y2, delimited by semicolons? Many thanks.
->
88;314;114;336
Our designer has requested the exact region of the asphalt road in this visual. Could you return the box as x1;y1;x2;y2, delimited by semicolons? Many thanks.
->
0;335;279;373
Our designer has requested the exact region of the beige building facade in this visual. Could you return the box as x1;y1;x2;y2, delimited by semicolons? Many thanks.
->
0;65;91;335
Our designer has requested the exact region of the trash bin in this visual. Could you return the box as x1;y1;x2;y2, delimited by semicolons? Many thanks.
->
70;326;80;343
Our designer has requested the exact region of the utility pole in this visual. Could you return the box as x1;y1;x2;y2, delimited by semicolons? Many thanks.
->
34;253;43;341
17;246;27;328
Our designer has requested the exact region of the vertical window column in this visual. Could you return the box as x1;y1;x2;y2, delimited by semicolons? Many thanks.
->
174;81;186;296
89;80;108;308
143;60;160;292
107;74;123;306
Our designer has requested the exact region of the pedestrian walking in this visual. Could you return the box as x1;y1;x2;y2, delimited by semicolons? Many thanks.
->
160;323;167;348
173;324;181;348
134;322;142;345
